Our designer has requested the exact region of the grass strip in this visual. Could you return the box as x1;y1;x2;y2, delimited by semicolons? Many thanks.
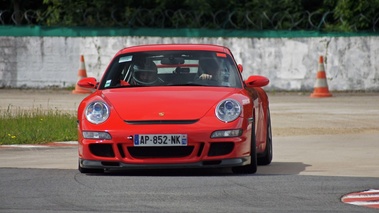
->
0;106;77;145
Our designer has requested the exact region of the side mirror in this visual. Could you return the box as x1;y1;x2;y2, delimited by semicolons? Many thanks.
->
237;64;243;73
245;75;269;88
77;77;98;89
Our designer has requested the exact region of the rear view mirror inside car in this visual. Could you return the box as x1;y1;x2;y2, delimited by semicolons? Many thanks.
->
161;57;184;65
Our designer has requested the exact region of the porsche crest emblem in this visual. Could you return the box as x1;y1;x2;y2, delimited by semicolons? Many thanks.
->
158;112;165;117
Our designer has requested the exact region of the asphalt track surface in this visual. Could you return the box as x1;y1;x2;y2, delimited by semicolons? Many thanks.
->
0;89;378;212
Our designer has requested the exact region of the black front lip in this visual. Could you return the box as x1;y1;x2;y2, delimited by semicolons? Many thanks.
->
79;157;250;170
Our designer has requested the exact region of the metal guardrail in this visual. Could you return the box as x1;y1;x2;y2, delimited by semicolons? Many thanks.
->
1;8;379;31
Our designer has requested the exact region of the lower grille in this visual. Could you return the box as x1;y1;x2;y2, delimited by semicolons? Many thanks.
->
208;142;234;156
127;146;194;158
89;144;115;157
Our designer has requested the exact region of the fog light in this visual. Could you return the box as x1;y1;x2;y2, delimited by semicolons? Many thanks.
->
83;131;112;139
211;129;242;138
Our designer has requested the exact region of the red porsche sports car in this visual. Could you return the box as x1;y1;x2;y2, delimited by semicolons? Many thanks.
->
77;44;272;174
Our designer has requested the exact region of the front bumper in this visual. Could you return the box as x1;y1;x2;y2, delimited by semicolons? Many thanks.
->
78;115;254;169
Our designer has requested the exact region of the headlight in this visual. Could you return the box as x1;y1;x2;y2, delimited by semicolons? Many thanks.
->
215;99;242;123
85;101;110;124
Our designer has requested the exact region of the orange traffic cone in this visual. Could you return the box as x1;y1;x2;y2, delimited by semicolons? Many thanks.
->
72;55;92;94
310;56;332;98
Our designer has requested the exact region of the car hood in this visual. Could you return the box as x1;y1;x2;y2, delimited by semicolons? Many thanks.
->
101;87;239;120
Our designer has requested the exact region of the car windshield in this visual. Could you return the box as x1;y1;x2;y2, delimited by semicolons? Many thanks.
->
99;50;243;89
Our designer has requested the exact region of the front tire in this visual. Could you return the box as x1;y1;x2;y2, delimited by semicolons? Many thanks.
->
258;109;273;165
232;123;257;174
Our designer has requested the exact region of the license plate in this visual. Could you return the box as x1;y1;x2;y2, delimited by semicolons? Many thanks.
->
134;134;187;146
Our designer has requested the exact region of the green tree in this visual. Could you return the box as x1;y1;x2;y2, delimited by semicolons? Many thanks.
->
324;0;379;31
1;0;379;32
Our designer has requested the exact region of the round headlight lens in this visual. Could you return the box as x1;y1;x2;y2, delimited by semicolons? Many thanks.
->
85;101;110;124
215;99;242;123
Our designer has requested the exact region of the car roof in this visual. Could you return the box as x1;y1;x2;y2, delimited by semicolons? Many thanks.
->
115;44;232;55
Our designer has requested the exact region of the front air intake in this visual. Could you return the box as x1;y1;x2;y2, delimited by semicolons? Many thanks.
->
89;144;115;157
127;146;194;158
208;142;234;156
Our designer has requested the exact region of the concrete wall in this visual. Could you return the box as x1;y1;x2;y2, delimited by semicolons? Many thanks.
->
1;36;378;91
